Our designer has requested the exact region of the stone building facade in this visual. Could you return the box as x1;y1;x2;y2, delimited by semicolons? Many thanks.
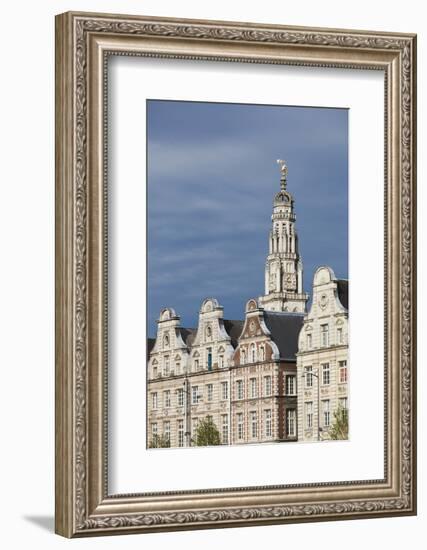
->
147;161;349;448
230;299;303;444
296;266;349;441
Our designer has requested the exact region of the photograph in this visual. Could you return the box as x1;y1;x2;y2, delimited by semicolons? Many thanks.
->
146;100;349;449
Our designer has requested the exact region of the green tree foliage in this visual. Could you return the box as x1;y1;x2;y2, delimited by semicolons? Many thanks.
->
329;405;349;440
148;434;170;448
193;416;221;446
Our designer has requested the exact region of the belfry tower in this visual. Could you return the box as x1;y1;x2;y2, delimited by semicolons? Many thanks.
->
259;160;309;313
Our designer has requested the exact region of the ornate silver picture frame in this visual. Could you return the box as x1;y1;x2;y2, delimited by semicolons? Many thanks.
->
55;11;417;537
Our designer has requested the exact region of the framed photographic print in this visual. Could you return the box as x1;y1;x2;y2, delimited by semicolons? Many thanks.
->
55;11;417;537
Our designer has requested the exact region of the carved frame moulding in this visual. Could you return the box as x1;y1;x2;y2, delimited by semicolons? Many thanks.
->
55;11;417;537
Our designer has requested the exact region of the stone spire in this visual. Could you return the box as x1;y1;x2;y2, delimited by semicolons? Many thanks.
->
259;160;309;313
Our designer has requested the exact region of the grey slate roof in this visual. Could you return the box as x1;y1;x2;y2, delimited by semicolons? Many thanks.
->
263;312;305;362
179;327;197;346
147;338;156;355
223;319;244;348
337;279;349;310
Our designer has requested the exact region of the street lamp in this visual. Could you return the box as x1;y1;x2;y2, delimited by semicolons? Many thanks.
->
303;367;321;441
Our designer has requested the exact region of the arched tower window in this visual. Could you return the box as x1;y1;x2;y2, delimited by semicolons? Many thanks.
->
241;348;246;365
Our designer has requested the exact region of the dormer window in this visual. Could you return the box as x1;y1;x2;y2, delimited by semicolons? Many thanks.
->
163;334;169;348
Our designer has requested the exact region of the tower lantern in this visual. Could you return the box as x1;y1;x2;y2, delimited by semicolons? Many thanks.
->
259;160;309;313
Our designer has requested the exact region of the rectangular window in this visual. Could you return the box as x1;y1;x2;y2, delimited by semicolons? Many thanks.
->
152;366;158;378
237;413;244;440
323;399;330;427
221;381;228;400
339;360;348;383
339;397;348;410
163;421;170;444
286;409;296;437
285;375;296;395
177;419;184;447
337;327;343;344
264;375;272;396
250;377;257;398
219;354;224;368
306;401;313;428
320;324;329;347
322;363;330;385
151;392;158;409
221;414;229;444
192;417;199;438
236;379;244;400
164;356;170;376
264;409;272;438
151;422;158;438
207;383;213;401
307;333;312;349
164;390;171;407
250;411;258;438
192;385;199;404
207;348;212;370
175;362;181;375
177;387;184;407
194;359;199;371
305;366;313;388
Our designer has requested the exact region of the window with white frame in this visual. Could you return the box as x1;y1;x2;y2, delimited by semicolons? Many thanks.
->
177;387;184;407
306;401;313;428
307;333;312;349
250;343;256;363
175;362;181;374
240;348;246;364
264;375;272;396
305;366;313;387
219;354;224;368
221;381;228;400
250;411;258;438
264;409;272;438
322;399;330;426
286;409;296;437
339;397;348;411
259;345;265;361
151;422;158;439
192;417;199;438
237;413;244;440
285;375;296;395
250;377;257;398
339;360;347;383
192;385;200;404
320;324;329;347
152;366;158;378
177;419;184;447
163;356;170;376
322;363;330;385
236;379;244;400
194;359;199;371
207;383;213;401
164;390;171;408
163;421;170;444
221;414;229;444
337;327;343;344
151;392;158;409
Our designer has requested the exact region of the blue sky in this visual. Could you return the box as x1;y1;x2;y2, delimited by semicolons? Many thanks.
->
147;100;348;337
